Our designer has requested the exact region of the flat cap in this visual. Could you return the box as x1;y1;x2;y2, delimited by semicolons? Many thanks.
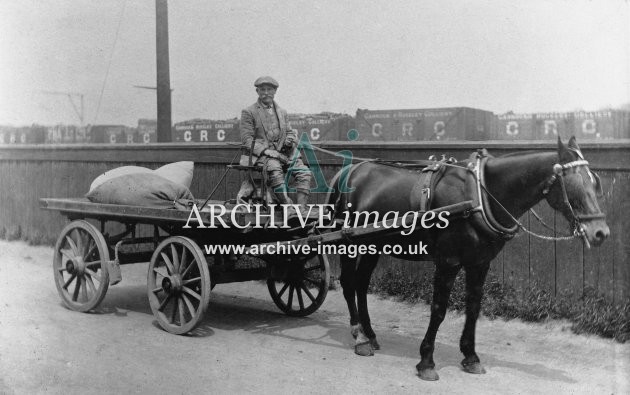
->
254;76;279;88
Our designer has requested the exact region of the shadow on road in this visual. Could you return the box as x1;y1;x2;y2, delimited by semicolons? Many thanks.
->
90;283;575;383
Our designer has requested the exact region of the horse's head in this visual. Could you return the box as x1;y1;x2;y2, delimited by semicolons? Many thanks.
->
543;136;609;247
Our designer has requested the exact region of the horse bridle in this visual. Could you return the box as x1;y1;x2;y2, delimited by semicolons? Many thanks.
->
540;158;606;239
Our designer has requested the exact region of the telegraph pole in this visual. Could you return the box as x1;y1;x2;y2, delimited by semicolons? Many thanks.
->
156;0;172;142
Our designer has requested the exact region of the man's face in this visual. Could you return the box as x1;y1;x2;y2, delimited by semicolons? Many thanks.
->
256;85;276;105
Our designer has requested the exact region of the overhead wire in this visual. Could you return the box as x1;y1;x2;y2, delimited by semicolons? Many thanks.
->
93;0;128;124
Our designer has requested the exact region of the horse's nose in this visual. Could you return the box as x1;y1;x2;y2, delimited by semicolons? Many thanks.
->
594;226;610;244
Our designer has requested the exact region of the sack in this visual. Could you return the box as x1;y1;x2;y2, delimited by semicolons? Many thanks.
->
89;166;152;192
85;173;194;208
88;161;194;192
154;161;194;189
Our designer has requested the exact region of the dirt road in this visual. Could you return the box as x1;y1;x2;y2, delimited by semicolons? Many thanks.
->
0;239;628;394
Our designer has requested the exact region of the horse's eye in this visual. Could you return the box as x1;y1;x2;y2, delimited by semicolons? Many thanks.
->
591;171;603;197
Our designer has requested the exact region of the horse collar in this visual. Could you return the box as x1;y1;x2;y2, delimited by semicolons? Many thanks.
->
468;154;519;240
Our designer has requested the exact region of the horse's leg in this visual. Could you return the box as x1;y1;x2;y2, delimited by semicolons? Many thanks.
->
354;254;380;356
416;262;460;381
460;262;490;374
339;254;360;338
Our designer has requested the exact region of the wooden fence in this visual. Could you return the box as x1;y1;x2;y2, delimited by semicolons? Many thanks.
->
1;140;628;303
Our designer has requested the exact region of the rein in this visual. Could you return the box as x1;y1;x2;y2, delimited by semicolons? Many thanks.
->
474;157;604;248
311;145;603;247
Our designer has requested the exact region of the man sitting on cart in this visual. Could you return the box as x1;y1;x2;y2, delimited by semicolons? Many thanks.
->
239;76;311;208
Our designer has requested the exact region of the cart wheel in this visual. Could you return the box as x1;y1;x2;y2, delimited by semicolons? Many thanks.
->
53;220;110;312
147;236;211;335
267;254;330;317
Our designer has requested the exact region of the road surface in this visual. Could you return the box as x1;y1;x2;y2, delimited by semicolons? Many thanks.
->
0;240;628;394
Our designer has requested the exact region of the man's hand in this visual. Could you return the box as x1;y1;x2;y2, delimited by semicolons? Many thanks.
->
263;149;289;164
284;133;297;147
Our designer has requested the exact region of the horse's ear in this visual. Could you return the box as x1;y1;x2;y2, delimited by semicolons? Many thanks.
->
557;136;571;161
557;136;565;153
568;136;580;151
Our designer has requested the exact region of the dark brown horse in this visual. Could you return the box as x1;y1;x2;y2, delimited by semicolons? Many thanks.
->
327;137;609;380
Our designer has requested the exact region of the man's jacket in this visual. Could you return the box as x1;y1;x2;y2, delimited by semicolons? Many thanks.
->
240;101;297;163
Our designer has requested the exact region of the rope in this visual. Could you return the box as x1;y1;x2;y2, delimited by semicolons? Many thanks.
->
315;145;582;242
477;177;580;241
311;144;380;163
93;0;127;124
529;208;555;232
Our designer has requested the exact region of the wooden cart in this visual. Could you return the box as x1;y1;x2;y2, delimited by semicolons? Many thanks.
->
40;197;473;335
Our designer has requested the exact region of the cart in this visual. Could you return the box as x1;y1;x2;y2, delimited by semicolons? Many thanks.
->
40;196;473;335
40;197;334;334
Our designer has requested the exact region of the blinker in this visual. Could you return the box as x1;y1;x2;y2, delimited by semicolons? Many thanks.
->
591;171;603;197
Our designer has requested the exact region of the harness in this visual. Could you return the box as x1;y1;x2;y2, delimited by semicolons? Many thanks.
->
413;161;447;212
466;149;519;240
539;158;606;238
466;149;605;245
311;144;604;246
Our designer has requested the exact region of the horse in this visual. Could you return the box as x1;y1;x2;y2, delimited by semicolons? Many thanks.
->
326;136;609;380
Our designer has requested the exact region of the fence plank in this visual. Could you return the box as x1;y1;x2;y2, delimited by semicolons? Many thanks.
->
488;248;504;283
503;214;529;293
0;159;6;238
613;172;630;303
555;209;584;298
528;202;556;295
583;171;614;293
595;173;618;301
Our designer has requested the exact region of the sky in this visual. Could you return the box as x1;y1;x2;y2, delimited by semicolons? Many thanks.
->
0;0;629;126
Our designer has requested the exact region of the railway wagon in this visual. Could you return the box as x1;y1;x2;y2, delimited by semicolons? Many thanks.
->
1;125;47;144
288;113;354;142
135;119;158;143
88;125;133;144
45;124;90;144
353;107;495;142
495;110;629;140
570;110;629;140
172;119;240;143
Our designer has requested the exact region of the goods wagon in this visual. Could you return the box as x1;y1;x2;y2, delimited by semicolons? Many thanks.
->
531;112;574;140
496;110;628;141
612;110;630;139
288;113;354;142
137;119;158;143
1;125;56;144
495;113;536;140
89;125;132;144
46;125;90;144
172;119;240;143
0;126;16;144
354;107;494;142
571;110;625;140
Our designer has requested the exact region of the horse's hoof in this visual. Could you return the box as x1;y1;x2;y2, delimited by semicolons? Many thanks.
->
370;338;380;350
354;341;374;356
417;368;439;381
461;361;486;375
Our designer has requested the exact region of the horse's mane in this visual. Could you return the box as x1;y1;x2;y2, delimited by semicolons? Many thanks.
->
498;150;554;158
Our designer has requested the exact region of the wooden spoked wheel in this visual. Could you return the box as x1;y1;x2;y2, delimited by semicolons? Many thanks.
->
267;254;330;317
147;236;211;335
53;220;110;312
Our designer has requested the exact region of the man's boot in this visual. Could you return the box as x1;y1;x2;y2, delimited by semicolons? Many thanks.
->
274;189;293;205
296;190;310;215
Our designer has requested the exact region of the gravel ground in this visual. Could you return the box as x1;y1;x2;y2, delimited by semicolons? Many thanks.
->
0;239;628;394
